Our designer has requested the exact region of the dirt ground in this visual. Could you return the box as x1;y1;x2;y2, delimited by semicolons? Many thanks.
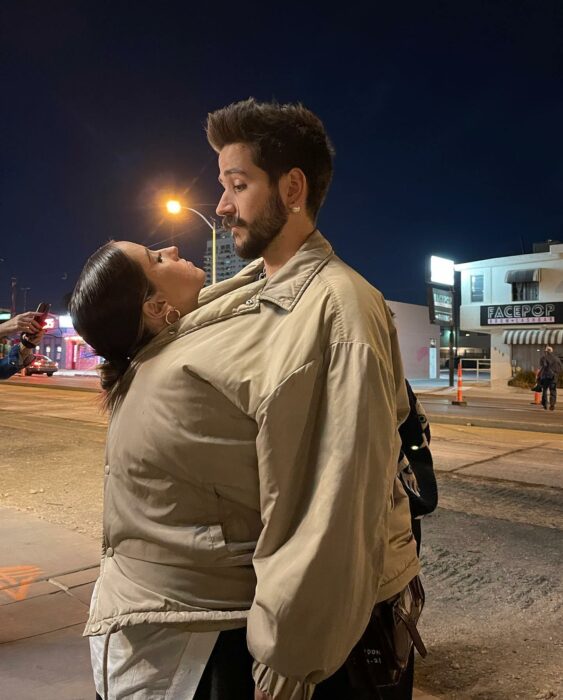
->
0;385;562;699
416;484;562;700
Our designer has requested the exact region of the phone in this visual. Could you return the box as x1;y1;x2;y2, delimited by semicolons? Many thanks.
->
35;302;51;327
20;303;51;347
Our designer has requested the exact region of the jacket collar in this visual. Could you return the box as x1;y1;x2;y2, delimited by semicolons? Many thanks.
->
196;229;333;311
133;231;334;363
256;230;333;311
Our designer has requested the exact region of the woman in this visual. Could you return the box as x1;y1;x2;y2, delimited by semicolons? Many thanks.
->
74;241;286;700
73;240;413;700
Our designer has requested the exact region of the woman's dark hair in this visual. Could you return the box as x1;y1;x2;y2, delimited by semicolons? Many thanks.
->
69;242;155;411
206;98;335;222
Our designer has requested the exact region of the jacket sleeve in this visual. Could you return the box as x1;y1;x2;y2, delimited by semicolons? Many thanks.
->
249;341;405;699
0;344;30;379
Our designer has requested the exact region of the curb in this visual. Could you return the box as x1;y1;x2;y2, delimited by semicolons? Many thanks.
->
426;413;563;434
4;379;99;393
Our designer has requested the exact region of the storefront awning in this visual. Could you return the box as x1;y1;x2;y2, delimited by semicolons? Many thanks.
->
504;268;541;283
502;328;563;345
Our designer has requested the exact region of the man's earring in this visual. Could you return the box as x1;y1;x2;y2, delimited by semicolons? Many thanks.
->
290;206;301;214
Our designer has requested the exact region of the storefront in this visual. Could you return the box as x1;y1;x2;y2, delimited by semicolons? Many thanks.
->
35;314;101;370
501;327;563;374
456;242;563;382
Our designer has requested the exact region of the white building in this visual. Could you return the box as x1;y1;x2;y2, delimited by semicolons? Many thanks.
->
203;230;248;285
387;301;441;380
456;242;563;382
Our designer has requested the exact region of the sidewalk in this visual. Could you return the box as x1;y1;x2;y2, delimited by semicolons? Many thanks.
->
0;506;443;699
0;508;99;699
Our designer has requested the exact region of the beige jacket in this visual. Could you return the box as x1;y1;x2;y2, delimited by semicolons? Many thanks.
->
85;231;419;699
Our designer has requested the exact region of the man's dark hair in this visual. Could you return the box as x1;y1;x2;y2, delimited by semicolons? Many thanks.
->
206;98;335;221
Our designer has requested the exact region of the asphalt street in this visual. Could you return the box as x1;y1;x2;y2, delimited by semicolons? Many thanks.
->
6;372;563;433
419;393;563;433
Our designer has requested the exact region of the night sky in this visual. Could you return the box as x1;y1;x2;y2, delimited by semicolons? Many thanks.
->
2;1;562;313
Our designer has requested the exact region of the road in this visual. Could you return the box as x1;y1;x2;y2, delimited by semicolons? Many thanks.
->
3;372;99;392
418;391;563;433
0;384;562;699
7;373;563;433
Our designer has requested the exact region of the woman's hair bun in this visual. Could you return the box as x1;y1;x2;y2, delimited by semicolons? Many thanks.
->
98;357;130;392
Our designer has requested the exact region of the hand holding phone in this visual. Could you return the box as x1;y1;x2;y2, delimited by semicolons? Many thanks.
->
34;303;51;327
20;303;50;348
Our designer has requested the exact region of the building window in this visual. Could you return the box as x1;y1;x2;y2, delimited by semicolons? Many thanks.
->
512;281;539;301
470;274;484;302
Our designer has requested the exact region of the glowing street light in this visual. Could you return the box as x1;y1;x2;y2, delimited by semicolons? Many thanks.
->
165;200;217;284
166;200;182;215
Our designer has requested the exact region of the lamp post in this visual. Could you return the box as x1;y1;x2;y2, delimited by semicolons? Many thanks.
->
21;287;31;311
11;277;17;317
166;200;217;284
427;255;456;387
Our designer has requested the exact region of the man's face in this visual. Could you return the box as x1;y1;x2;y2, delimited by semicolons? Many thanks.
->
216;143;288;259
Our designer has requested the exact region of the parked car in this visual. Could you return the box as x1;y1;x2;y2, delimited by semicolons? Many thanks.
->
24;354;58;377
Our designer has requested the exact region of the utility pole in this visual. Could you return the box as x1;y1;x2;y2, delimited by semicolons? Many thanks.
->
21;287;31;311
11;277;17;316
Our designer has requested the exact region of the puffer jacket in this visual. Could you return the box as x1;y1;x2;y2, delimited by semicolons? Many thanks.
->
84;231;419;699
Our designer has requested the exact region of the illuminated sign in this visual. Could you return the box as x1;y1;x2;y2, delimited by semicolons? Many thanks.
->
429;256;455;287
480;302;563;326
428;286;454;327
42;315;59;331
58;315;74;328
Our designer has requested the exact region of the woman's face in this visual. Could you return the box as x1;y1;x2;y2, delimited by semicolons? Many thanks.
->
116;242;206;317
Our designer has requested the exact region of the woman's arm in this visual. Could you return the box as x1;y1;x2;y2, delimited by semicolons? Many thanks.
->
0;312;43;337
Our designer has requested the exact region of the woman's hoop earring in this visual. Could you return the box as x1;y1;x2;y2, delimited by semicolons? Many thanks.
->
290;206;301;214
165;307;181;325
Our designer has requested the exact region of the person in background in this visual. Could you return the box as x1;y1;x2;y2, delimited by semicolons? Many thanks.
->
0;312;44;379
0;337;9;359
538;345;562;411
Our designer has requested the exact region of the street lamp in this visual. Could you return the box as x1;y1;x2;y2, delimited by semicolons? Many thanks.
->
165;200;217;284
427;255;456;387
21;287;31;311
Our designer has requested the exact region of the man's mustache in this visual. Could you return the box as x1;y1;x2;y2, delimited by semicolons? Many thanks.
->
222;215;247;230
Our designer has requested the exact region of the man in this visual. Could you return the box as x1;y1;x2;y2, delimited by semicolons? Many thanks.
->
538;345;562;411
198;99;419;699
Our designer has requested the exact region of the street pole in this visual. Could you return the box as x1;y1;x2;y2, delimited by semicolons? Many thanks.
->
165;201;217;284
11;277;17;316
212;219;217;285
21;287;31;311
449;279;456;387
448;320;455;388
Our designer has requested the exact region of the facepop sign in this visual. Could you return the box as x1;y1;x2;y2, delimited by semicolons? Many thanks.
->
480;302;563;326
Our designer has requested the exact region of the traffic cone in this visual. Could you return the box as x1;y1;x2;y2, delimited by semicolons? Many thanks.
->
452;358;467;406
533;389;542;405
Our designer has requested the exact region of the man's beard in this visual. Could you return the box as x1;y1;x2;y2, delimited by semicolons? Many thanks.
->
222;188;288;260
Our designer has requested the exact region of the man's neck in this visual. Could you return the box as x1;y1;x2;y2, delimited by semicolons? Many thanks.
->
263;222;317;277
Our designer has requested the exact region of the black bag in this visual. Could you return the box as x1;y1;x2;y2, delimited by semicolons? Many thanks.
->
345;576;427;690
399;381;438;518
531;383;542;393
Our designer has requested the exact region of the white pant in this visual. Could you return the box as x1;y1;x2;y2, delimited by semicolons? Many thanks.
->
90;624;219;700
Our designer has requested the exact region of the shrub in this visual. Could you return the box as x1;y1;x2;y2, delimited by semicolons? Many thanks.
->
508;370;538;389
508;370;563;389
